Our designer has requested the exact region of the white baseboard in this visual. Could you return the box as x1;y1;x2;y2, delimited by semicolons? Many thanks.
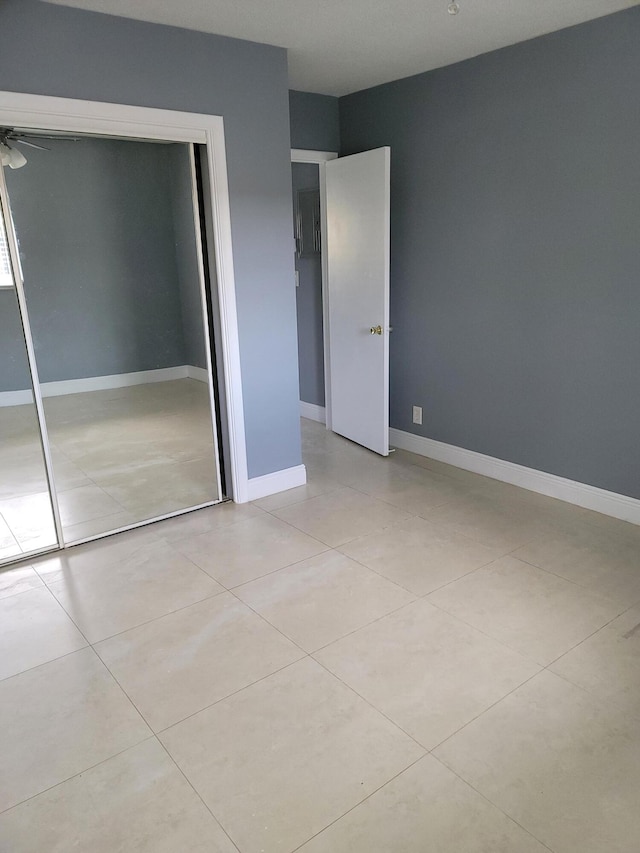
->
0;365;207;407
186;365;209;382
389;427;640;526
246;464;307;502
300;401;326;424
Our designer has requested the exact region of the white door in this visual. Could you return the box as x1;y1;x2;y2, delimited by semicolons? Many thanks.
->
325;147;390;455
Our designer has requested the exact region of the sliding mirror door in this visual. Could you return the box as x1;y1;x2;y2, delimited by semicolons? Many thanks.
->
0;170;59;563
3;132;222;544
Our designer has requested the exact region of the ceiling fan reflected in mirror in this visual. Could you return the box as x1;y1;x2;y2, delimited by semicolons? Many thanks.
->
0;128;80;169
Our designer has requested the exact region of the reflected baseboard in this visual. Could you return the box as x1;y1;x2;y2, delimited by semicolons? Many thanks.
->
299;401;326;424
0;365;209;407
186;365;209;382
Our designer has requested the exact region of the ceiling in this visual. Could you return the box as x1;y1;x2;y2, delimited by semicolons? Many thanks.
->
43;0;638;96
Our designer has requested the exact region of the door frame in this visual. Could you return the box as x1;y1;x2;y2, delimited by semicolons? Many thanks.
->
0;91;249;503
291;148;337;431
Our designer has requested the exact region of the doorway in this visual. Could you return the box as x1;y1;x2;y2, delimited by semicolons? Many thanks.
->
0;126;227;567
291;148;337;431
291;146;391;456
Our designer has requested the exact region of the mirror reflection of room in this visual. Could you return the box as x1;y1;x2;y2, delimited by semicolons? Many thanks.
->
292;162;325;414
0;206;58;561
2;131;221;548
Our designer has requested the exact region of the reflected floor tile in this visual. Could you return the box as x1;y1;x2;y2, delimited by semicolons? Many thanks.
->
427;555;622;665
0;739;236;853
58;437;186;480
434;670;640;853
98;457;218;518
49;450;93;491
161;658;423;853
57;484;124;526
0;455;51;500
0;564;43;598
235;550;415;652
316;599;539;749
271;486;412;547
173;513;328;587
0;648;150;812
0;516;19;555
62;509;139;544
339;516;505;595
550;604;640;719
44;537;223;643
96;593;303;731
0;492;57;550
298;755;548;853
0;542;21;561
0;588;87;681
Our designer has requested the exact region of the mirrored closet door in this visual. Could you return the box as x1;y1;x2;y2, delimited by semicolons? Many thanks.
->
0;128;223;564
0;166;59;560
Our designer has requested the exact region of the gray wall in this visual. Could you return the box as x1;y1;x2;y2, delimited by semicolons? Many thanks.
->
0;0;301;478
4;137;188;386
292;162;324;406
0;290;34;392
167;144;208;371
289;91;340;152
340;6;640;500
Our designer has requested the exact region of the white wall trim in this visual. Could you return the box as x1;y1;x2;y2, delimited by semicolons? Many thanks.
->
300;401;326;424
0;91;249;504
246;464;307;502
186;365;209;382
389;428;640;526
0;366;210;407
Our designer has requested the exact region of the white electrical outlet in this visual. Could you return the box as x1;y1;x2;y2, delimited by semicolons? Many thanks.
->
412;405;423;425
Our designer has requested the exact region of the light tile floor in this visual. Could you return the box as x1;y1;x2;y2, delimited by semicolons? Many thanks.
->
0;378;219;559
0;417;639;852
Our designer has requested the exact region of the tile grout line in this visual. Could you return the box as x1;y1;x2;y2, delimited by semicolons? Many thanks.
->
422;593;549;667
230;544;418;601
0;644;91;686
0;735;157;818
154;738;243;853
2;422;637;847
427;666;543;756
48;583;226;647
428;752;558;853
154;657;307;737
422;559;632;667
287;752;429;853
511;552;640;607
310;653;429;753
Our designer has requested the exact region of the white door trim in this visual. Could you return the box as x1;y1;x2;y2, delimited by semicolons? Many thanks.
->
0;91;249;503
290;148;338;431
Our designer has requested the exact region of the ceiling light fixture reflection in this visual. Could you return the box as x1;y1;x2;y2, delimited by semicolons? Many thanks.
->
0;141;27;169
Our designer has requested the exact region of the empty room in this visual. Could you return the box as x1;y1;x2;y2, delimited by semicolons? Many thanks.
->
0;1;639;852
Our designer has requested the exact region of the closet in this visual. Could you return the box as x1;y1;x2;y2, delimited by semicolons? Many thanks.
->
0;129;223;566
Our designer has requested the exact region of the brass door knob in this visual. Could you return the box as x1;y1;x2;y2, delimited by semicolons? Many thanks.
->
370;325;382;335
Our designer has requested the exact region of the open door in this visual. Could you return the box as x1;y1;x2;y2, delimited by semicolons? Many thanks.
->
325;147;390;455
